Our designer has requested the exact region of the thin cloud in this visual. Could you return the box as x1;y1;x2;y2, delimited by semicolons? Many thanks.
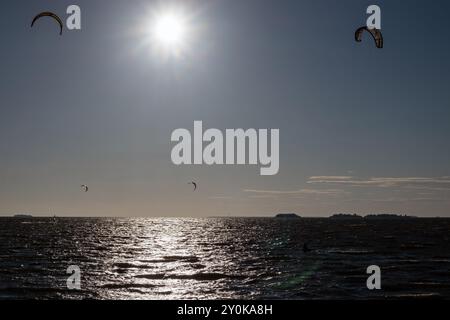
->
247;195;279;199
404;185;450;192
307;176;450;188
358;197;448;203
243;188;347;195
309;176;353;181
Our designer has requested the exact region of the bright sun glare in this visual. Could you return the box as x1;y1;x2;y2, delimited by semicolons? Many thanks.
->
154;14;185;45
152;11;188;51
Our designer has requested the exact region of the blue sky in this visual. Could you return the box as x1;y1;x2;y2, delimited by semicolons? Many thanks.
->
1;0;450;216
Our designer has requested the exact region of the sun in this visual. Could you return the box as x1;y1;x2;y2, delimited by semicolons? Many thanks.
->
154;13;186;46
135;4;197;59
151;10;189;54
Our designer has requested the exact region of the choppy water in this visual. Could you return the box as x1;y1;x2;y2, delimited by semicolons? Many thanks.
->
0;217;449;300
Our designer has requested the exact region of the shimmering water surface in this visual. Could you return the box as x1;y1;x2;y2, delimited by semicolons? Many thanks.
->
1;217;449;299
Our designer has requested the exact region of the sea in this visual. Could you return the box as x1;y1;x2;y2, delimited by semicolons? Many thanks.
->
0;217;449;300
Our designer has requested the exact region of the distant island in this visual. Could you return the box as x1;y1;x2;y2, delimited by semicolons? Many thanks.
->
13;214;33;218
365;214;417;220
330;213;417;220
275;213;301;219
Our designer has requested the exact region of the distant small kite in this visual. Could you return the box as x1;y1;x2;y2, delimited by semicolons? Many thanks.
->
188;182;197;191
355;26;383;49
31;12;63;35
81;185;89;193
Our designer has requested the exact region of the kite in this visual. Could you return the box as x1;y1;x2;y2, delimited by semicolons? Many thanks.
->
31;12;63;35
188;182;197;191
355;26;383;49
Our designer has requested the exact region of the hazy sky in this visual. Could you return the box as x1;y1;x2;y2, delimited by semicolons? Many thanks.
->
1;0;450;217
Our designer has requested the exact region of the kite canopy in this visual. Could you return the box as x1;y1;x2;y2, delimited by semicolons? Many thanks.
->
355;26;383;49
31;12;63;35
188;182;197;191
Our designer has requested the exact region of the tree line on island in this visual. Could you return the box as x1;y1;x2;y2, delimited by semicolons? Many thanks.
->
275;213;417;219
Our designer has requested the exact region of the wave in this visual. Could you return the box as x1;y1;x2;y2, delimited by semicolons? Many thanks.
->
135;272;248;281
100;283;162;290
